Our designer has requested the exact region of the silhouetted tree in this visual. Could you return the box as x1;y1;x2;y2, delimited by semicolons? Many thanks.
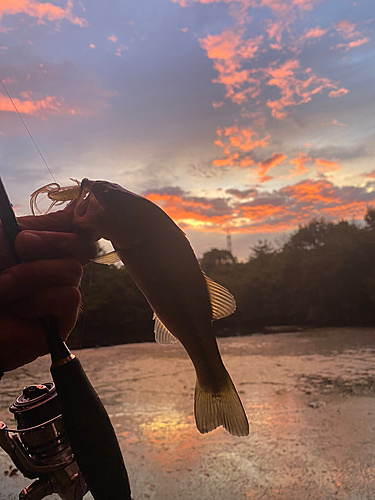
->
364;206;375;230
249;240;274;260
69;209;375;348
200;248;236;274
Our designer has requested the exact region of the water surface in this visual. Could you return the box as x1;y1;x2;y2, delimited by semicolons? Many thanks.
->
1;327;375;499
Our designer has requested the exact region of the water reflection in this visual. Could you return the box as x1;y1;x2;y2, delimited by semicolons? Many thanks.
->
1;328;375;499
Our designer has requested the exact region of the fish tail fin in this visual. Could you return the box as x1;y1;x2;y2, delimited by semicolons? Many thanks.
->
194;374;249;437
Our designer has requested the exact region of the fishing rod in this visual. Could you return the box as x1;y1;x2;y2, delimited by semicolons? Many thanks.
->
0;177;132;500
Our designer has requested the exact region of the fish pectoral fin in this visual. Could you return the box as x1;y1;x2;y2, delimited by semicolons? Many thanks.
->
203;273;236;320
194;374;249;437
153;313;179;344
91;251;122;265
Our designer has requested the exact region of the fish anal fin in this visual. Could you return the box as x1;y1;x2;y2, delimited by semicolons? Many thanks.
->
153;313;179;344
194;374;249;437
91;251;122;265
203;273;236;321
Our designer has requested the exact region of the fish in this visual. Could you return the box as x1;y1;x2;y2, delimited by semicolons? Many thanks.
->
73;178;249;437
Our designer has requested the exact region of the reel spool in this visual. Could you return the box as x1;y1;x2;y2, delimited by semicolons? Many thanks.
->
0;382;87;500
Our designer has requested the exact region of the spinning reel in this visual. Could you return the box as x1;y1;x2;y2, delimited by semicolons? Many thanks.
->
0;383;87;500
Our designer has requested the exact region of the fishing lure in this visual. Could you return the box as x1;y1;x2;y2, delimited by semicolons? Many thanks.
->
30;178;81;215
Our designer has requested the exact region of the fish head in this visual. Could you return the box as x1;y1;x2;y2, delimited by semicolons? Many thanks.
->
73;178;146;248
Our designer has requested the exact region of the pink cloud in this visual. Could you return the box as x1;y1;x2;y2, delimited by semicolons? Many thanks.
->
0;90;65;116
0;0;87;27
291;0;319;10
333;37;370;52
172;0;321;11
303;26;328;38
329;88;348;98
334;19;360;39
212;100;224;108
331;19;370;52
266;15;295;44
331;118;347;127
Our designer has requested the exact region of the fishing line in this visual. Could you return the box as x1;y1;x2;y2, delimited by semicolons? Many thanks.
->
0;78;56;183
2;77;93;353
76;263;94;359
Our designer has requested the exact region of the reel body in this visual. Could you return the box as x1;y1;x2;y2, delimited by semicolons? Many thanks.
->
0;382;88;500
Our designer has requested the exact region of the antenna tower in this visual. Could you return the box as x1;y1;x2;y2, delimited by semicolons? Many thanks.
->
226;232;232;254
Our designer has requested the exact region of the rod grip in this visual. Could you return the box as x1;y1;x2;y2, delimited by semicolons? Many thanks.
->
51;356;132;500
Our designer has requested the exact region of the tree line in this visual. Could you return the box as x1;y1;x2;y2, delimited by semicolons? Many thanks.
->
68;208;375;348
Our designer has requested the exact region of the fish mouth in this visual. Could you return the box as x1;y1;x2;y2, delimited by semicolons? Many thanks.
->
73;178;104;238
74;178;94;218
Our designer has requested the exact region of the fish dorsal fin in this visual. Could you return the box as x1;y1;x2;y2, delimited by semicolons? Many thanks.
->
91;251;122;265
203;273;236;320
153;313;179;344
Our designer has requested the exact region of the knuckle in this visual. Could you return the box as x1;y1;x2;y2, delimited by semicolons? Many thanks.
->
64;258;83;283
63;285;81;309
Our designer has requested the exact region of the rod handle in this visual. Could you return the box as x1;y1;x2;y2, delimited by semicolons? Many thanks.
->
51;356;132;500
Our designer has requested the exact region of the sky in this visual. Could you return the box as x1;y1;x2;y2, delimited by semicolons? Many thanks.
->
0;0;374;260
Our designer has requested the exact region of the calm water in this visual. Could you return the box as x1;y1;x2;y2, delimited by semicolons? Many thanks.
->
1;327;375;500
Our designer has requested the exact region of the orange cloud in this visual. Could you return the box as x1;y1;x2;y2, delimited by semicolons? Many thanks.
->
188;3;349;122
199;28;263;104
145;188;235;230
265;59;340;119
258;152;287;176
289;153;311;176
144;179;375;234
213;125;269;168
315;158;340;172
0;90;65;115
175;0;353;135
0;0;86;27
360;170;375;179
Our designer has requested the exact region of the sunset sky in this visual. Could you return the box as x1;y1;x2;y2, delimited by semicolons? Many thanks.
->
1;0;374;259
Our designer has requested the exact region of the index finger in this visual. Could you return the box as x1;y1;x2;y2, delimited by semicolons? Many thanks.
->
0;208;76;269
18;206;75;232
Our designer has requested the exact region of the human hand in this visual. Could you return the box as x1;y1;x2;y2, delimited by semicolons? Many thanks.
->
0;209;97;372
